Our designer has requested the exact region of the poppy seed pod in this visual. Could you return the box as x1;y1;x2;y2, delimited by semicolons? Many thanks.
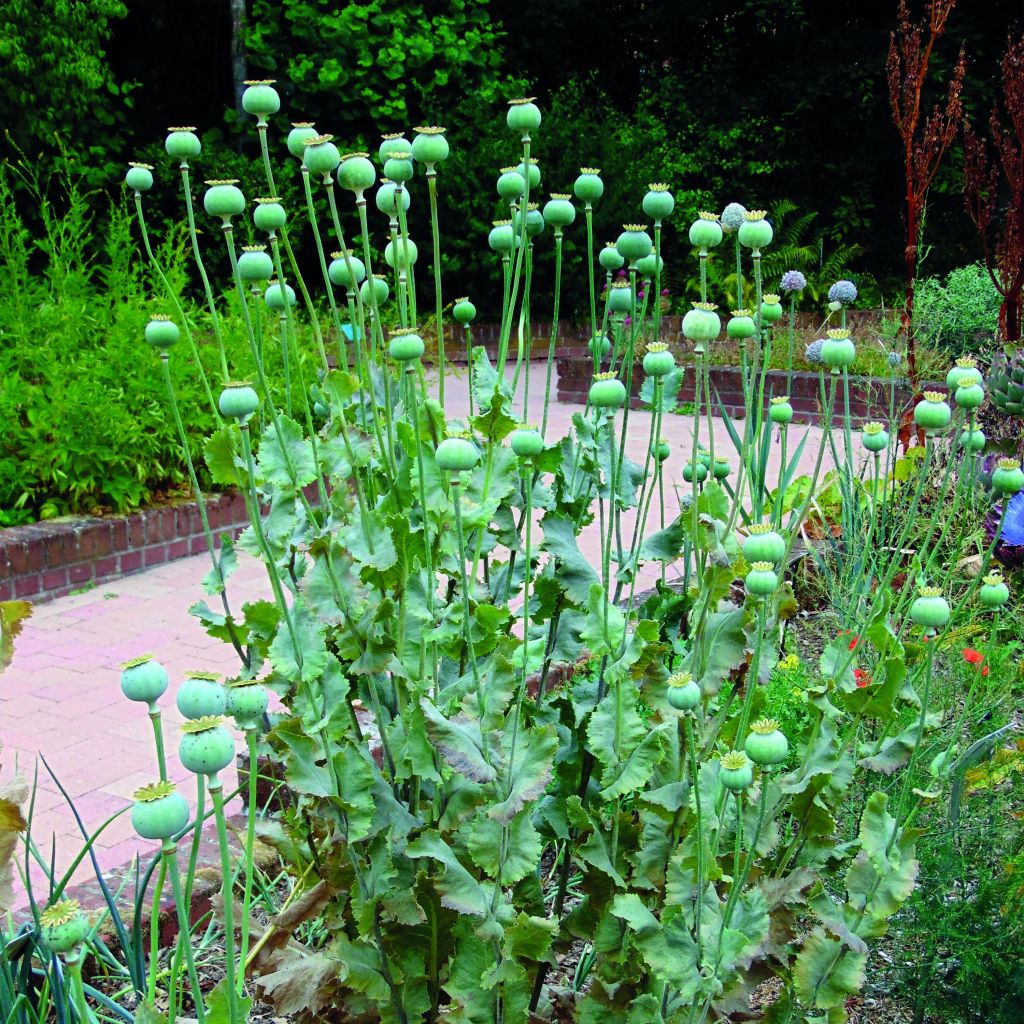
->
599;242;625;272
265;280;296;309
497;167;527;199
361;274;390;306
328;250;366;288
745;719;789;766
992;458;1024;495
760;293;783;324
643;183;675;223
745;561;780;597
384;237;419;268
688;211;723;249
727;310;756;339
203;180;245;222
338;152;377;192
177;671;226;719
126;162;154;192
820;329;856;370
589;371;627;409
453;297;476;325
388;327;425;363
288;122;318;160
39;901;90;956
411;126;450;164
488;221;516;254
913;391;952;433
636;252;664;277
131;780;190;841
946;356;983;391
165;127;201;161
861;422;889;453
769;396;794;425
738;209;773;249
507;97;542;134
376;180;411;216
719;751;753;792
519;157;541;190
226;680;270;730
642;342;675;377
909;586;950;629
959;427;985;452
383;154;414;184
682;302;721;342
543;194;575;228
241;80;280;120
303;135;341;179
435;434;480;472
179;716;235;776
616;224;653;263
120;655;169;706
510;426;544;458
666;672;701;711
218;382;260;422
607;281;633;313
238;245;274;282
253;197;287;233
378;133;412;163
145;315;180;352
574;167;603;203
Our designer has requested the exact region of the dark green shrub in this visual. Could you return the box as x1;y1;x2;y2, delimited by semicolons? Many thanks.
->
914;263;1002;356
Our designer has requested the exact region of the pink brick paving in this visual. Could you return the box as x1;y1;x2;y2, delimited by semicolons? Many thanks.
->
1;370;829;911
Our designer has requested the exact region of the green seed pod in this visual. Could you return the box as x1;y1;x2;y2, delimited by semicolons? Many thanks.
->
131;780;190;841
384;237;419;268
241;80;280;119
769;396;794;425
338;152;377;192
203;179;245;221
959;427;985;452
436;435;480;472
361;274;390;306
488;221;516;254
179;716;235;776
636;252;663;277
861;422;889;453
253;197;287;233
643;183;675;223
979;572;1009;609
588;334;612;358
411;126;449;164
226;680;269;730
616;224;653;263
992;458;1024;495
39;900;90;956
145;315;180;352
507;97;542;134
954;382;984;409
688;211;723;248
682;461;708;483
599;242;625;272
543;194;575;228
909;586;950;629
378;133;411;163
589;372;627;409
821;329;856;370
743;524;786;563
524;206;545;238
745;561;780;597
510;426;544;458
219;382;260;421
653;438;670;463
642;343;675;378
287;123;319;160
126;162;154;192
719;751;753;792
120;655;169;706
376;180;411;216
264;281;297;309
712;457;731;480
574;167;604;203
519;157;541;190
238;246;274;282
165;127;201;161
389;328;425;363
176;671;226;719
666;672;701;711
328;250;366;288
453;297;477;325
303;135;341;178
760;293;783;324
607;282;634;313
913;391;952;432
738;210;773;249
497;167;527;199
946;356;983;391
382;154;414;184
727;310;756;340
744;719;789;766
682;303;721;342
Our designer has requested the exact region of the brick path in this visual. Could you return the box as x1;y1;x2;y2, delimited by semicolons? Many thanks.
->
1;370;829;907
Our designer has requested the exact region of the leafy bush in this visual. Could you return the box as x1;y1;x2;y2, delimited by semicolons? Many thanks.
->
914;263;1001;356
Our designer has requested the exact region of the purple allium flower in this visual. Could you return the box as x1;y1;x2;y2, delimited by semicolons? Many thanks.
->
617;269;628;280
805;339;825;365
987;487;1024;568
828;279;858;305
638;290;646;300
720;202;746;232
624;316;632;326
661;288;670;297
780;270;806;293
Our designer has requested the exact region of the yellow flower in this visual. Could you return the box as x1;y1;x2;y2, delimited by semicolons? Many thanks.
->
779;654;801;673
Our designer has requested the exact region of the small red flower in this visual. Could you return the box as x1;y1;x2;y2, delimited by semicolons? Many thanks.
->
854;668;871;689
962;647;983;664
848;637;858;651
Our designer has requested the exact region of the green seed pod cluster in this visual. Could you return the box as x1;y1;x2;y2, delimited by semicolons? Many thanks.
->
39;900;90;956
338;152;378;192
453;297;476;325
203;179;245;222
616;224;653;263
745;560;780;597
238;245;274;282
226;679;270;730
378;132;411;163
821;328;856;370
303;134;341;179
743;523;786;563
992;458;1024;495
488;220;516;254
979;572;1009;609
145;315;180;352
759;293;783;324
727;309;756;340
543;194;576;228
253;196;287;233
219;382;260;421
682;460;708;483
389;327;425;363
328;250;366;288
607;281;634;313
509;425;544;459
497;166;527;200
126;162;154;192
599;241;625;272
682;302;721;343
382;151;414;185
589;334;612;359
288;122;319;160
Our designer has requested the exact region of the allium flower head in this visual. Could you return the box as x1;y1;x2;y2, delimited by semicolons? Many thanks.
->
887;351;903;368
720;202;746;232
828;279;858;305
780;270;806;293
805;339;825;365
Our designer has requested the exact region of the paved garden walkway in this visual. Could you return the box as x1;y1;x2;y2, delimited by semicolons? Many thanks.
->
2;370;830;907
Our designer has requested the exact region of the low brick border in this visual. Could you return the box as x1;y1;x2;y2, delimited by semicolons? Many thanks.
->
0;491;249;605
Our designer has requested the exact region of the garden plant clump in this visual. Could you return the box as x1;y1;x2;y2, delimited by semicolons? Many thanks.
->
4;80;1023;1024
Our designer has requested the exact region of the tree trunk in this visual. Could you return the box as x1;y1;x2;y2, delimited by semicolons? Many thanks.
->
229;0;247;121
1003;295;1021;344
902;206;920;385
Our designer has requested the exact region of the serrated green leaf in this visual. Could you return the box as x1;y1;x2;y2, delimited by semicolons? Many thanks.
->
258;414;317;490
793;926;866;1010
406;831;492;917
420;698;496;783
204;425;246;487
467;810;541;884
268;600;329;683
